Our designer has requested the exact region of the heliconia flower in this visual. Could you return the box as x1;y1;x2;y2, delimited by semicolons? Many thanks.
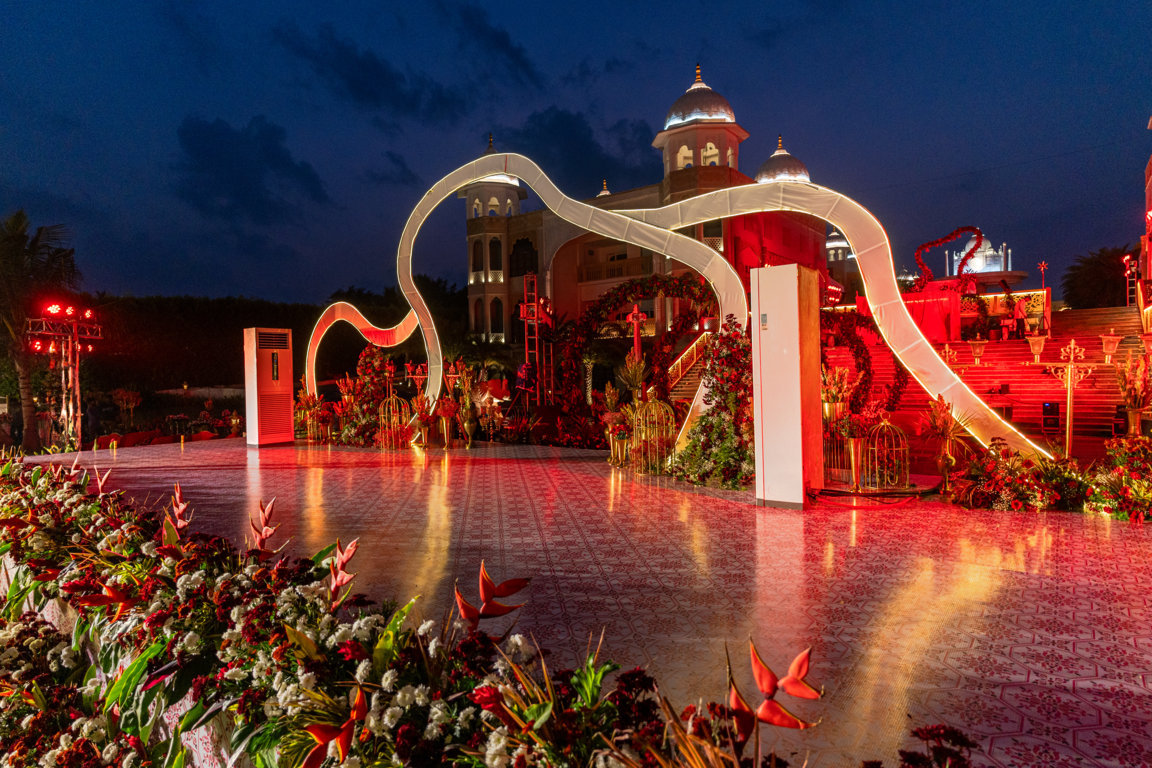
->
73;583;138;623
249;498;280;551
779;647;822;700
170;483;193;530
478;560;530;604
455;583;480;630
92;466;112;495
337;640;369;662
746;639;818;730
468;685;517;729
302;686;367;768
327;538;359;610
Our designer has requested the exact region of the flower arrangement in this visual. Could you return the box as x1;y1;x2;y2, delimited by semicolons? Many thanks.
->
820;365;856;404
615;349;648;397
964;438;1056;512
1085;436;1152;521
830;411;872;439
412;394;435;427
434;397;459;421
1115;352;1152;410
671;316;754;488
610;423;630;440
0;457;978;768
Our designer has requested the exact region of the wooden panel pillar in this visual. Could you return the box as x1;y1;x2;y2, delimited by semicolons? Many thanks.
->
751;264;823;508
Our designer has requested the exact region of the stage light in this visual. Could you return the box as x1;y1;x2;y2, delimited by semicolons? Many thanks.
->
83;309;93;319
31;340;42;352
65;306;75;316
46;304;61;315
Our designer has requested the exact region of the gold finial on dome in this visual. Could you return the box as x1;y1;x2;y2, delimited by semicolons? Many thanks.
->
488;133;494;150
602;179;608;191
694;63;702;83
778;134;784;150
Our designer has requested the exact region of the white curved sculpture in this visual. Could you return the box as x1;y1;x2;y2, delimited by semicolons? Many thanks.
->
306;153;1046;456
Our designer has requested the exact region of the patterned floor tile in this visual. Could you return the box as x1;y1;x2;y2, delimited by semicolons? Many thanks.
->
32;440;1152;768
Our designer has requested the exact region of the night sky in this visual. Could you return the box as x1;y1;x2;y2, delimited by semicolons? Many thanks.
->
2;2;1149;303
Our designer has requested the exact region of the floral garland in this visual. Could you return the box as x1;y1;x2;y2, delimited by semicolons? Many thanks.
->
911;226;983;292
557;273;716;405
821;311;909;414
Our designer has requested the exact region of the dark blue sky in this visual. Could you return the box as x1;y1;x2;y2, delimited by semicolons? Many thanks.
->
2;1;1149;302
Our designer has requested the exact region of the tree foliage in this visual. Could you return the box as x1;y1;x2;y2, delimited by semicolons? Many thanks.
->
0;210;80;450
1060;245;1131;309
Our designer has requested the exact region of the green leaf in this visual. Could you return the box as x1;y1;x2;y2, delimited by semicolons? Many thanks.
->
372;596;418;676
525;701;553;730
71;616;90;652
311;542;337;564
162;517;180;548
105;641;165;715
0;541;11;556
30;466;42;485
283;624;322;661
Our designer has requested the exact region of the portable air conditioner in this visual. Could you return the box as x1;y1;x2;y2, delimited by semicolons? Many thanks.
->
244;328;294;445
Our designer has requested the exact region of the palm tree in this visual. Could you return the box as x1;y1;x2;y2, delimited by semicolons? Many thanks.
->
0;211;80;452
1060;245;1130;309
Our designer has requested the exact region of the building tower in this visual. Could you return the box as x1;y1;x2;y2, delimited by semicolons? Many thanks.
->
651;65;750;204
458;135;527;342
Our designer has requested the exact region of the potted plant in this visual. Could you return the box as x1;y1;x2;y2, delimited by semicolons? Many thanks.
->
921;394;972;501
821;365;857;422
1115;352;1152;436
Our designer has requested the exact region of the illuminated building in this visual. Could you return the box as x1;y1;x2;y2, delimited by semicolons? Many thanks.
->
461;67;832;341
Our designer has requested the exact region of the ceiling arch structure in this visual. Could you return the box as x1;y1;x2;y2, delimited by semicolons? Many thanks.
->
305;153;1046;457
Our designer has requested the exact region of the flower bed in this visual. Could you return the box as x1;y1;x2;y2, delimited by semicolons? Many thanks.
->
0;459;975;768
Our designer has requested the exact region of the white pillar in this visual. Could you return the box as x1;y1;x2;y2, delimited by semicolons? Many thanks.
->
751;265;823;507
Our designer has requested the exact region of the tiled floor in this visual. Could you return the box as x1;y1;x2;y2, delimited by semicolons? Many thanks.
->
32;440;1152;767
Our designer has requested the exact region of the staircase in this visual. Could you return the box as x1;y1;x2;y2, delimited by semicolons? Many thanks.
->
827;306;1144;442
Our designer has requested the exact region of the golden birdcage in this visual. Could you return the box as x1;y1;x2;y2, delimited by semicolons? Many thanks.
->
630;400;676;475
863;416;909;490
377;395;412;449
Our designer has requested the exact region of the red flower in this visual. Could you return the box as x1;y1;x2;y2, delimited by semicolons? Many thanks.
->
337;641;369;661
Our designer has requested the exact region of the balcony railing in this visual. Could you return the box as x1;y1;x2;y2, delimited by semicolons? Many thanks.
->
646;331;710;399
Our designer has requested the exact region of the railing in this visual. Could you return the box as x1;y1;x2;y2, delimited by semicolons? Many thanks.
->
1137;278;1152;334
646;331;710;399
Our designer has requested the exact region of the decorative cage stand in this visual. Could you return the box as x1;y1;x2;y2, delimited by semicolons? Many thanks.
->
630;400;676;475
862;417;909;491
378;395;412;450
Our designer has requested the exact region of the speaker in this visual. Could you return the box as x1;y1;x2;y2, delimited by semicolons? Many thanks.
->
1042;401;1059;430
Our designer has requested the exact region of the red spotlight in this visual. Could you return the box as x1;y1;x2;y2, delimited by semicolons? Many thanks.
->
83;309;93;319
65;306;75;316
31;340;42;352
46;303;61;315
86;344;93;353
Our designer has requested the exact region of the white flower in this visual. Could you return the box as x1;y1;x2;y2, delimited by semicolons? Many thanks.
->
101;743;120;763
355;660;372;682
175;571;205;599
299;672;317;691
380;669;398;692
120;750;139;768
417;619;436;637
224;667;248;681
427;637;441;657
424;721;442;740
413;685;430;707
383;706;402;729
342;758;361;768
177;631;202;655
394;685;415;708
485;727;510;768
140;541;157;558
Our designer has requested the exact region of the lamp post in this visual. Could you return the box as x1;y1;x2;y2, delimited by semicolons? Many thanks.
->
1026;334;1047;364
968;337;988;366
1026;339;1095;457
1100;329;1122;364
1037;261;1048;290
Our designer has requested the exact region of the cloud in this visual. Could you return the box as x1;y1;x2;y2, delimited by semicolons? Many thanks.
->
560;57;634;88
274;23;468;124
364;151;421;187
173;115;329;226
496;108;662;196
443;2;543;90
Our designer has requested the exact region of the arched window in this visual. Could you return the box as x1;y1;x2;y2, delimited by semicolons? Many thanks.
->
702;142;719;166
490;298;504;335
472;240;483;273
472;198;481;218
488;196;499;216
510;238;537;278
726;147;734;167
676;145;693;169
505;199;513;216
489;237;503;272
473;298;485;333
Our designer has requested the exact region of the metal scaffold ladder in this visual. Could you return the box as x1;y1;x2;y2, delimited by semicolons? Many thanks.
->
519;274;554;406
